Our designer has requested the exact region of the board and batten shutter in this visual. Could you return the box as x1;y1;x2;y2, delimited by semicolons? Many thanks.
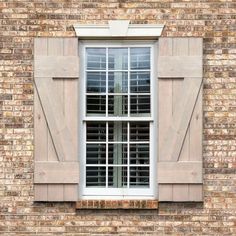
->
34;38;79;201
158;38;203;201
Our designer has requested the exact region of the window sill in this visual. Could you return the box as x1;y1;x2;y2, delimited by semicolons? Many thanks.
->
76;200;158;210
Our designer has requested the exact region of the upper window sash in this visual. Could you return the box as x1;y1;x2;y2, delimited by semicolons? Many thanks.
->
82;43;155;121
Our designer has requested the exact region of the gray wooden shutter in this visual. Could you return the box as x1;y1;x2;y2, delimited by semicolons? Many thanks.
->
34;38;79;201
158;38;203;201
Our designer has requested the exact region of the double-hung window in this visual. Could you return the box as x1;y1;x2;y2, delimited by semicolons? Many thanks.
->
80;41;156;199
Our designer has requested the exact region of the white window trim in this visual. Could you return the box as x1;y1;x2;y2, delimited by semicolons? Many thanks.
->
74;20;164;39
78;40;158;200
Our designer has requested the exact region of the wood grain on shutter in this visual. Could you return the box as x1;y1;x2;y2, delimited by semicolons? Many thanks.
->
34;162;79;183
158;38;203;202
34;38;79;201
34;56;79;78
158;162;202;183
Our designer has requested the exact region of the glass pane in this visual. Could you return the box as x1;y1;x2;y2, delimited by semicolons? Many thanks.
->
86;48;106;70
86;144;106;164
130;95;150;115
86;167;106;187
130;72;150;93
108;167;127;188
108;72;128;93
130;144;149;165
108;122;127;141
108;48;128;70
130;166;149;187
130;48;150;70
108;95;128;116
108;144;127;164
86;122;106;141
87;72;106;93
87;95;106;115
130;122;149;141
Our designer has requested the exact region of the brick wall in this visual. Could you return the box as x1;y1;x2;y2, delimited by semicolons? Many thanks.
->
0;0;235;235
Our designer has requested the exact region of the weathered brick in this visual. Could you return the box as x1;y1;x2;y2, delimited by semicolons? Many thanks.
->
0;0;235;235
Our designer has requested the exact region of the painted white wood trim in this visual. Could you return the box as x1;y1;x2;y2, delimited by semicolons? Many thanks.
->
79;41;158;199
74;20;164;39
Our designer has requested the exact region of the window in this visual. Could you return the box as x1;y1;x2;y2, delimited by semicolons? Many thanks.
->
79;42;157;199
34;35;203;203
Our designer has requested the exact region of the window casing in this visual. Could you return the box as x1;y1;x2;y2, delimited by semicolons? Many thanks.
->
79;41;157;199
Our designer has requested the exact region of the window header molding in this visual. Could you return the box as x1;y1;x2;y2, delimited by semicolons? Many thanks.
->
73;20;164;39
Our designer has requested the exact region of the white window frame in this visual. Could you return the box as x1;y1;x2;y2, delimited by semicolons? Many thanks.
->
78;40;158;200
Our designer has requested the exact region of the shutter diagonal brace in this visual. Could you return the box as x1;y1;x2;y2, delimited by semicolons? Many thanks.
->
34;77;76;162
159;77;202;162
175;78;203;162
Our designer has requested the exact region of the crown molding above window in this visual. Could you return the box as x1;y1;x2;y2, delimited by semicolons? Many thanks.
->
73;20;164;39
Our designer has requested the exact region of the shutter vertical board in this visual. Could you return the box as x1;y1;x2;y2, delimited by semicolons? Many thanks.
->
48;38;63;55
172;39;190;162
63;37;78;162
173;185;189;202
34;38;48;56
189;185;203;201
64;185;78;201
158;79;173;196
173;38;188;56
51;78;64;168
34;38;49;200
189;88;202;162
159;38;172;56
158;79;172;161
158;185;172;202
48;184;64;202
64;79;78;161
47;80;59;162
34;185;48;202
47;133;58;161
158;38;203;202
34;88;48;162
64;38;78;56
189;39;203;163
34;88;49;200
188;38;203;56
34;38;79;202
172;79;190;161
